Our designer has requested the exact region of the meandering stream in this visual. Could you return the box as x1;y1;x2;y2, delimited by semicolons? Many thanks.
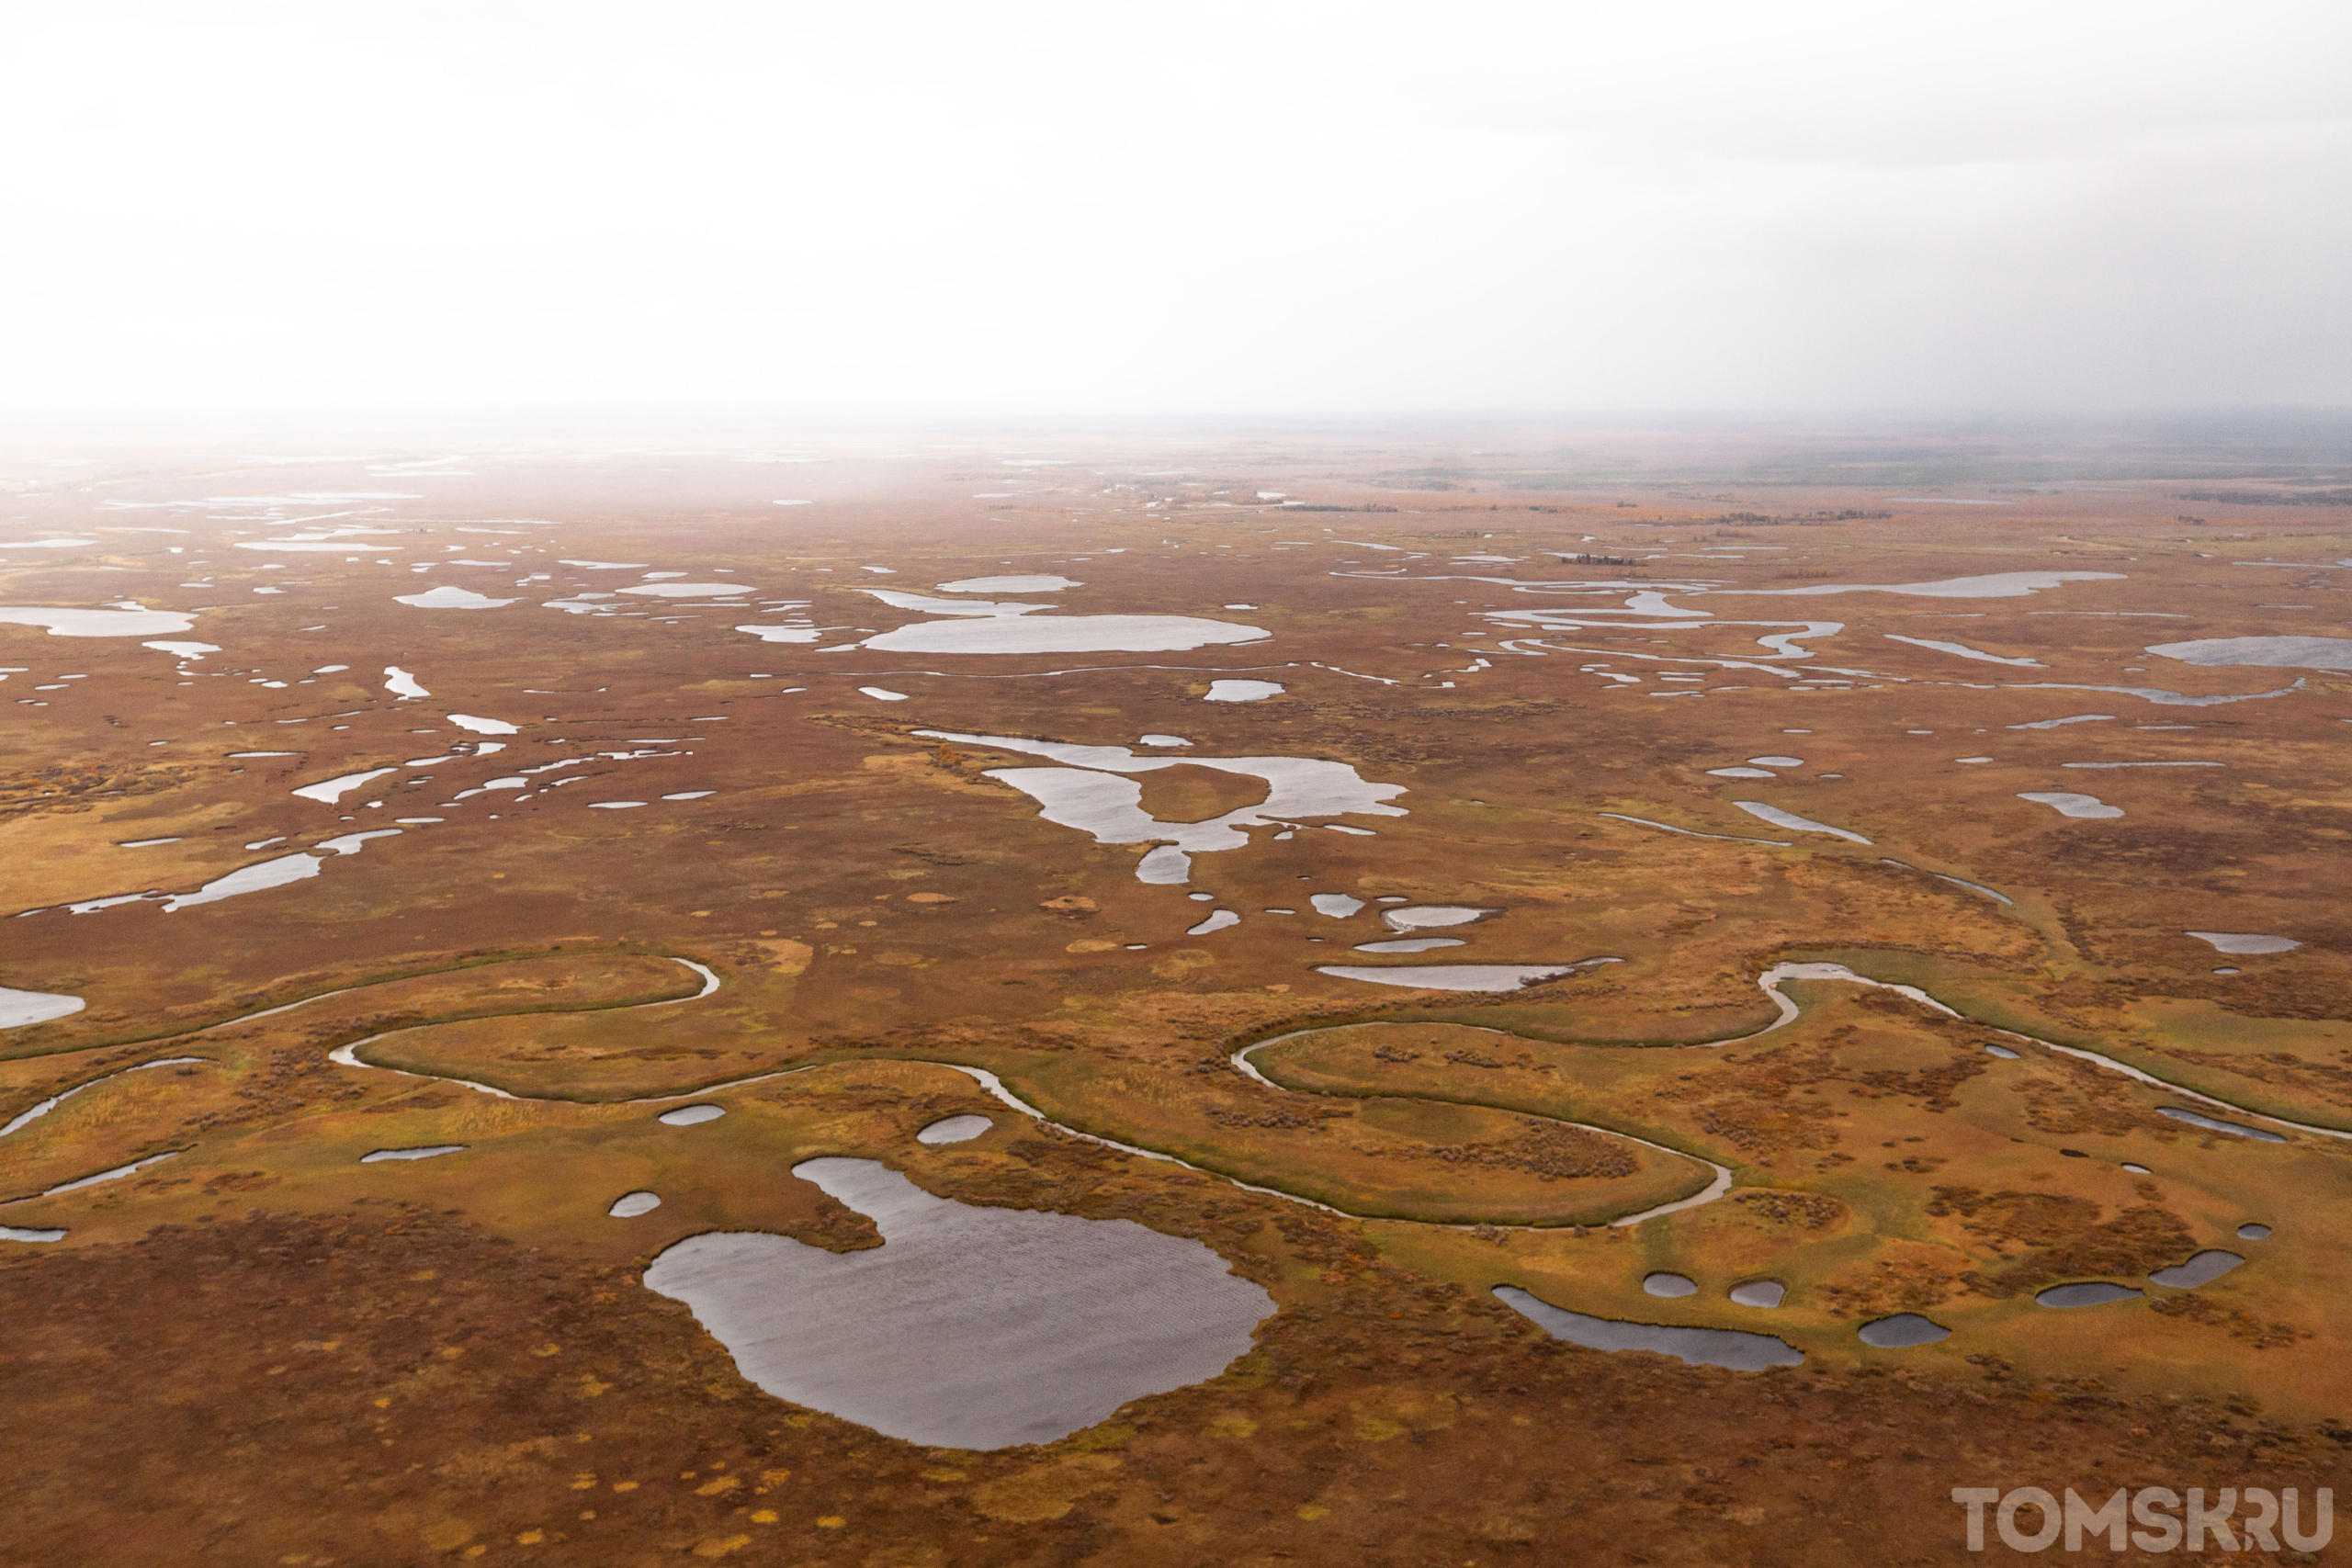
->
8;942;2338;1247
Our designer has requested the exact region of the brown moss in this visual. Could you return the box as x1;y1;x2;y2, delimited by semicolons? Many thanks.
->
1365;1117;1638;1181
1929;1187;2196;1299
1725;1190;1848;1231
2148;1294;2312;1349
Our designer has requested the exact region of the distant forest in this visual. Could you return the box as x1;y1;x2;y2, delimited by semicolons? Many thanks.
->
2173;489;2352;505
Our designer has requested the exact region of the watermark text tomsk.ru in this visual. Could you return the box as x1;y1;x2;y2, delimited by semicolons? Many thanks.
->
1953;1486;2331;1552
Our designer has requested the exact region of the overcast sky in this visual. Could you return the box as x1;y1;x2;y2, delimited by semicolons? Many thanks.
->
5;2;2346;423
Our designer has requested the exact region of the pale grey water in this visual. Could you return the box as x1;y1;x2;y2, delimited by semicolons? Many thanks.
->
360;1145;466;1163
1380;905;1493;932
1315;964;1589;993
935;575;1080;593
1492;1285;1803;1371
926;732;1406;886
659;1103;726;1127
608;1190;662;1217
867;615;1266;656
2036;1281;2143;1308
1733;800;1871;843
1882;858;2015;905
1643;1271;1697;1298
1742;570;2120;600
915;1114;993;1145
2000;677;2303;709
160;852;320;911
1882;629;2051;667
0;604;198;637
0;1056;207;1138
1857;1314;1950;1348
2146;635;2352;671
644;1157;1273;1450
2237;1223;2271;1241
2158;1106;2287;1143
1728;1280;1785;1309
2149;1250;2244;1289
37;1151;180;1195
1139;845;1192;883
2018;791;2123;819
1597;811;1789;846
2186;931;2301;954
1983;1043;2021;1059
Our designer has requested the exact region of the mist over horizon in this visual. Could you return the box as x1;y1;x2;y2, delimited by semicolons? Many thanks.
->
11;410;2349;495
5;2;2346;426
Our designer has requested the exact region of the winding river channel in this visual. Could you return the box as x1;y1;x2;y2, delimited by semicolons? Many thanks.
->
10;950;2340;1240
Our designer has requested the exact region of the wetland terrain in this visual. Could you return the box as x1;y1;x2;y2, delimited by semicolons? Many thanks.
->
3;424;2349;1564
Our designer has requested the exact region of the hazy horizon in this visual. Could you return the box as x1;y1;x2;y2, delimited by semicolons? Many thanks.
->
6;2;2347;423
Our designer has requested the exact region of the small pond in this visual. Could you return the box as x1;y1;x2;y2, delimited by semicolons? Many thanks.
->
1381;906;1493;932
1857;1314;1950;1348
2186;931;2300;955
0;985;85;1030
643;1157;1274;1450
2035;1281;2143;1309
1316;964;1585;993
360;1145;466;1163
915;1114;994;1145
2149;1250;2243;1289
2018;791;2122;819
1492;1284;1802;1371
